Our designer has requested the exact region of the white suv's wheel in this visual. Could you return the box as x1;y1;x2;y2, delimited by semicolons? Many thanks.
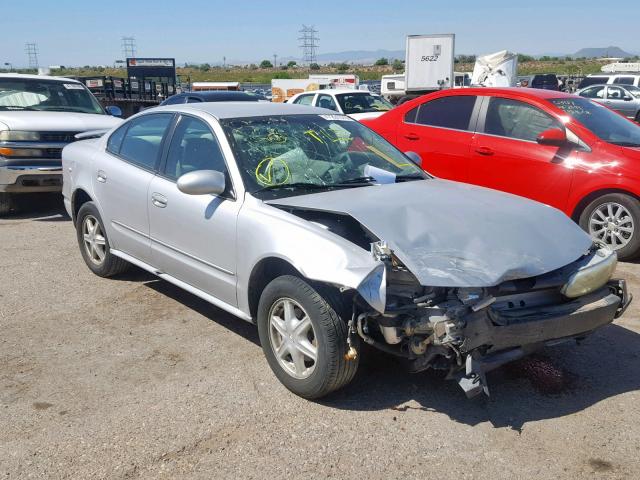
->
257;275;358;399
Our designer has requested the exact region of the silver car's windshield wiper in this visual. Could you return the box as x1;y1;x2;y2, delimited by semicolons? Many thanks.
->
330;176;377;185
253;182;337;193
395;174;426;182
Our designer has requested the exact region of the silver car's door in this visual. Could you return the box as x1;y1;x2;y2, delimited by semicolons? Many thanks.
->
605;86;634;118
148;114;240;307
94;113;174;263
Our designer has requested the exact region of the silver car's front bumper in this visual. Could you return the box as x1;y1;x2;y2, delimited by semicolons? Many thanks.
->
0;164;63;193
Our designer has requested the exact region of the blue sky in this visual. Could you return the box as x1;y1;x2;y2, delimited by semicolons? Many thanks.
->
2;0;638;67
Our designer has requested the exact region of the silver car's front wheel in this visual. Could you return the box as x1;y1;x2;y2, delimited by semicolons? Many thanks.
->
82;215;107;265
268;298;318;379
588;202;634;250
257;275;359;399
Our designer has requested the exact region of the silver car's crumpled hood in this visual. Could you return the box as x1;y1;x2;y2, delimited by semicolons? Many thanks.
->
267;179;593;287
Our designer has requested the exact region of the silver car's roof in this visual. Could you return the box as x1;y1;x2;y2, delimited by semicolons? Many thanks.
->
151;101;336;119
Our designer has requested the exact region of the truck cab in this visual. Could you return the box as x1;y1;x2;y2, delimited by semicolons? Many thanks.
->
0;74;122;214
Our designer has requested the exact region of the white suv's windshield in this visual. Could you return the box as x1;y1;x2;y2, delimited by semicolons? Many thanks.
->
0;78;104;114
336;93;393;115
551;97;640;147
221;114;427;198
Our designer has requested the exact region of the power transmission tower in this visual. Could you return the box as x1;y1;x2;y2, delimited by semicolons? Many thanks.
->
298;25;319;65
121;36;137;59
25;43;39;69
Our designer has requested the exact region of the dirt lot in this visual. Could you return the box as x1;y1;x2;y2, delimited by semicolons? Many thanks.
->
1;196;640;479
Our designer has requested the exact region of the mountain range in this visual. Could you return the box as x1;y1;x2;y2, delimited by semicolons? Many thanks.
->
209;46;637;67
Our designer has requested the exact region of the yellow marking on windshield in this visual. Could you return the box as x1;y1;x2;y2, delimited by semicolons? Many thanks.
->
365;145;411;168
304;129;326;144
255;157;291;186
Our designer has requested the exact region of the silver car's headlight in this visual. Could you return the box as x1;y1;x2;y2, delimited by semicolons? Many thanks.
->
561;247;617;298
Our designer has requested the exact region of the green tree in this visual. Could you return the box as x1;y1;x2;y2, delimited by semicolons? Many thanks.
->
260;60;273;69
392;59;404;71
517;54;534;63
309;63;320;70
336;63;349;72
287;61;297;68
374;57;389;66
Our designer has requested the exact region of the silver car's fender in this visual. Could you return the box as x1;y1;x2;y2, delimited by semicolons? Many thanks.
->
236;194;386;317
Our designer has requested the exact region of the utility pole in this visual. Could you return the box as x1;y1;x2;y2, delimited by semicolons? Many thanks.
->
121;36;137;59
298;25;319;65
25;43;39;69
223;56;226;68
273;54;278;69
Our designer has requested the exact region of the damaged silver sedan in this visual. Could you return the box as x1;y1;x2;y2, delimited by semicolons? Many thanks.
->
62;102;631;399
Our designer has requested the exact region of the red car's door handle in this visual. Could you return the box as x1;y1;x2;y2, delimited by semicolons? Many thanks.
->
475;146;494;156
403;133;420;141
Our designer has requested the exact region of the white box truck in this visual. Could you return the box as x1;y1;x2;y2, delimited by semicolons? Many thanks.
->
405;34;455;93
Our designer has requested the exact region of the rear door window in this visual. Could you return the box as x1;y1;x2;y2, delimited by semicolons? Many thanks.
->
483;97;561;142
612;77;636;86
118;114;173;170
414;96;476;131
580;86;605;99
293;94;314;105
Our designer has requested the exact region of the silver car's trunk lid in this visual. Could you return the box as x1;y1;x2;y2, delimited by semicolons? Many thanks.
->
267;179;592;287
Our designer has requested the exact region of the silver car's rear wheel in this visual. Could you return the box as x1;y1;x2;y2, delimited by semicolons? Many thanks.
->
588;202;634;250
268;298;318;379
82;215;107;265
76;201;129;277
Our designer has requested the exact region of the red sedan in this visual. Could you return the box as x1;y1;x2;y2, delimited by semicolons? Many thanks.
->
362;88;640;259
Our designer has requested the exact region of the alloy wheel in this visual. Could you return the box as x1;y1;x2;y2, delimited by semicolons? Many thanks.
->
82;215;107;265
589;202;634;250
268;297;318;379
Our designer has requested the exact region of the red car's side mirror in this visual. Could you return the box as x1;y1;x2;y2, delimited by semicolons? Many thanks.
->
537;128;567;146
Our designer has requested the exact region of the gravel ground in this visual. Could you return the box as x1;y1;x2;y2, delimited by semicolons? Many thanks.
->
1;196;640;479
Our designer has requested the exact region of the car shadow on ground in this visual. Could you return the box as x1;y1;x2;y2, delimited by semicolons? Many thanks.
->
323;323;640;431
118;273;640;431
2;193;69;221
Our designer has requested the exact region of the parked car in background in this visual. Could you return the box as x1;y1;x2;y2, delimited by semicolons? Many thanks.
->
160;90;263;105
518;74;560;90
0;73;122;215
578;74;640;89
577;84;640;121
362;87;640;259
62;102;629;399
287;89;393;121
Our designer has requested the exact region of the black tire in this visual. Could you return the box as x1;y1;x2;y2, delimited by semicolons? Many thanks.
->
0;193;13;216
579;193;640;260
257;275;359;399
76;201;129;277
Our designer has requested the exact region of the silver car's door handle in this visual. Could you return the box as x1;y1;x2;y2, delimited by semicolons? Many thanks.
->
151;193;167;208
96;170;107;183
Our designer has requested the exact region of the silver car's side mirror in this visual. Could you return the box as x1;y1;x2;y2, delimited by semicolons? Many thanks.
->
404;151;422;166
177;170;225;196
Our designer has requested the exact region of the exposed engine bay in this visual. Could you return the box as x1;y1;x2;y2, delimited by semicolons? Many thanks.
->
278;205;630;398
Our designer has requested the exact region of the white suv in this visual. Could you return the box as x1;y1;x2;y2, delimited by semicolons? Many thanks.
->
0;74;122;214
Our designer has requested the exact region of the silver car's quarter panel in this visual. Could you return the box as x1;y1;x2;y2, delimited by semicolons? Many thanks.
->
267;179;594;287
